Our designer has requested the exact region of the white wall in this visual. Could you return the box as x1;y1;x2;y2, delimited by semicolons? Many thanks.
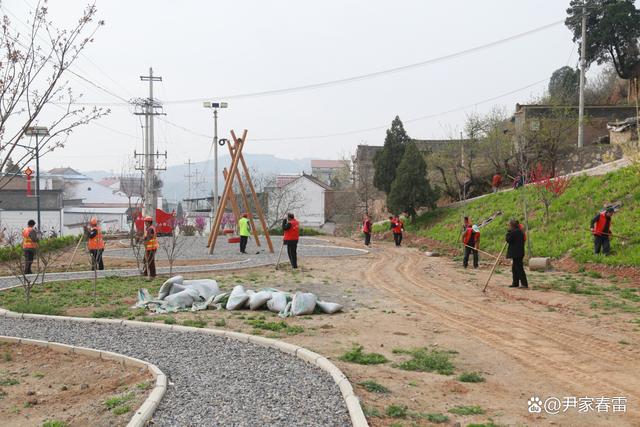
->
268;178;325;228
63;212;128;235
0;210;63;235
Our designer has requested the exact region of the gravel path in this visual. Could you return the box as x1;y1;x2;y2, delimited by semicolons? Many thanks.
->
0;317;351;427
0;236;367;290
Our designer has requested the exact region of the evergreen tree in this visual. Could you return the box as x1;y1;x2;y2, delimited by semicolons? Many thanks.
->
548;66;580;104
387;141;437;220
3;157;20;174
373;116;410;193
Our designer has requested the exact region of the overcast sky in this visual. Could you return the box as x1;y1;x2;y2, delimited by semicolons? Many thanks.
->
9;0;583;172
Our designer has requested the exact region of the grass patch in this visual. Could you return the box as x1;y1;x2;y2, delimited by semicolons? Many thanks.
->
3;351;12;362
362;406;382;418
448;405;485;415
245;319;303;335
136;381;151;390
619;340;630;345
91;307;128;318
385;404;408;418
358;380;389;394
181;319;207;328
163;316;177;325
424;413;449;423
42;421;69;427
104;392;134;410
0;377;19;386
32;371;45;379
457;371;485;383
339;345;388;365
214;318;226;327
394;348;455;375
113;405;131;415
7;302;62;316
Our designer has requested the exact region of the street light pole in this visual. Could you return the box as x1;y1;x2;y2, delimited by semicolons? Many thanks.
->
577;4;587;148
24;126;49;230
203;101;228;229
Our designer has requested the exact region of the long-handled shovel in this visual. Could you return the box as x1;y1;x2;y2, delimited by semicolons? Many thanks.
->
482;242;507;293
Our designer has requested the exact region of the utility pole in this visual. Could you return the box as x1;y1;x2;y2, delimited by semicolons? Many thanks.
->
133;67;166;222
577;4;587;148
203;101;228;226
184;159;195;200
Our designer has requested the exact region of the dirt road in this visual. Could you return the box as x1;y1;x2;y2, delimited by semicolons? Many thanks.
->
285;238;640;426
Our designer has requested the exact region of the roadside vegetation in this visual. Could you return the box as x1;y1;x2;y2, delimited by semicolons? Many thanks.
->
374;167;640;266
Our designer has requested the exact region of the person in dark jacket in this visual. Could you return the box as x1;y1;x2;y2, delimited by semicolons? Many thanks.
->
506;219;528;289
362;215;372;247
590;207;614;255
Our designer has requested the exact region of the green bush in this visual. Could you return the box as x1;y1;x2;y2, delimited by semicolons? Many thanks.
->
0;235;78;262
358;380;390;394
385;404;408;418
395;348;455;375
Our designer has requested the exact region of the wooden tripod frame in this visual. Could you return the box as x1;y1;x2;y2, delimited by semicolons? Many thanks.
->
206;130;274;254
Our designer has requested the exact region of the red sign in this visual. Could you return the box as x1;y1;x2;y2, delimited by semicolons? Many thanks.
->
24;167;33;196
24;167;33;176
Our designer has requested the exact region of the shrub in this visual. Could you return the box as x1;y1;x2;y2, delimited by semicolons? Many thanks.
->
395;348;455;375
339;345;388;365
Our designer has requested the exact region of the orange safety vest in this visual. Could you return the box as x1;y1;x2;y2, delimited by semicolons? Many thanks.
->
22;227;38;249
87;226;105;250
283;219;299;241
144;225;159;250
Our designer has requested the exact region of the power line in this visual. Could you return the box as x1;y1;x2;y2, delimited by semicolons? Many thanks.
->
159;77;549;142
22;19;564;107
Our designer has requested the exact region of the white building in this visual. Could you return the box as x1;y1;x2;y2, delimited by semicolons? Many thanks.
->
267;174;333;228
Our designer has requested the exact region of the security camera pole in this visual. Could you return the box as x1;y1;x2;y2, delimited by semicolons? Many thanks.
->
203;101;228;229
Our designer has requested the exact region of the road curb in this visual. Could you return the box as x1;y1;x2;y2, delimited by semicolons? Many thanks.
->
0;309;368;427
0;333;166;427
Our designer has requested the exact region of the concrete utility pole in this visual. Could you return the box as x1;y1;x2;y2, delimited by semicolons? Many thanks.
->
577;4;587;148
184;158;195;200
134;67;166;222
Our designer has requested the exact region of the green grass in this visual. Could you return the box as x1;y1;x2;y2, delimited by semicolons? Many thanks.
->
448;405;485;415
181;318;207;328
0;377;19;386
104;392;134;410
457;371;485;383
6;302;62;316
0;276;162;316
393;348;455;375
214;318;226;327
163;316;177;325
32;371;45;379
363;406;382;418
245;319;304;335
404;167;640;266
358;380;390;394
385;404;408;418
42;421;69;427
339;345;388;365
112;405;132;415
424;413;449;423
466;423;499;427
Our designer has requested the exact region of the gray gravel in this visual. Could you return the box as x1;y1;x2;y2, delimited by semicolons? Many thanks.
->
0;317;351;427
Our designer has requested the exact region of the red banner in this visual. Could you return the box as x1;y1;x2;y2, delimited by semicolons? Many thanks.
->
24;167;33;196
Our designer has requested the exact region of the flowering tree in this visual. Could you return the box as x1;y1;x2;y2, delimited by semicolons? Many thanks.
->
194;215;206;236
529;163;571;224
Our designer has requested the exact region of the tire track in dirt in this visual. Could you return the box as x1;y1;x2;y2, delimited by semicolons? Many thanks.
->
400;252;639;364
364;248;639;401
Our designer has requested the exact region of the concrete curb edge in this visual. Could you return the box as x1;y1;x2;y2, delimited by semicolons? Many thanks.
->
0;333;166;427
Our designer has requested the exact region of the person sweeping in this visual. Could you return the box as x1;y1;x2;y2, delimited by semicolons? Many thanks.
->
590;207;614;255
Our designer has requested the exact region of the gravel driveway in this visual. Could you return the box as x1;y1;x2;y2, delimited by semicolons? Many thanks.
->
0;317;351;427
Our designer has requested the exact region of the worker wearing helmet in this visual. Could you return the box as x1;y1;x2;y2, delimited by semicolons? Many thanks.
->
142;216;158;279
86;217;105;270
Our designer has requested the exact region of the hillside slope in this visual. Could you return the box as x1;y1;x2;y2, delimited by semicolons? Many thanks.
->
402;166;640;267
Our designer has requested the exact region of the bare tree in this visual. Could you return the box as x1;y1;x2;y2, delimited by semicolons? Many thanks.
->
0;2;108;188
3;230;66;304
120;161;145;273
160;217;184;276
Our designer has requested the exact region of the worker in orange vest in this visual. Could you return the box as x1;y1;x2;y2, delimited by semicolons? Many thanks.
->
590;207;614;255
282;213;299;269
390;215;404;247
22;219;39;274
492;172;502;193
462;224;480;268
142;216;159;278
86;217;105;271
362;215;372;247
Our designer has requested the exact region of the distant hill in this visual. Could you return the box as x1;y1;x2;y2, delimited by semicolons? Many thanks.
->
84;154;312;202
